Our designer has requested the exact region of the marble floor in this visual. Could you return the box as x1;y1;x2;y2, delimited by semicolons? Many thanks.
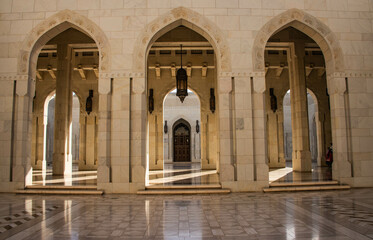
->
30;161;333;187
31;165;97;186
1;188;373;239
147;163;219;187
269;161;333;183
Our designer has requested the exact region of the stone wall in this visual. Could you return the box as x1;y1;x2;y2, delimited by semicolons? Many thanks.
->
0;1;372;192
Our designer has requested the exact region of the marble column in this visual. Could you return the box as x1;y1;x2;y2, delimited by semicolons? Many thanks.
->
31;114;41;169
218;76;234;183
35;115;45;169
252;76;269;183
97;77;111;189
85;114;96;168
13;77;34;189
315;111;326;166
53;44;73;175
288;42;312;172
110;77;131;192
78;115;86;169
327;76;352;184
277;110;286;166
201;114;208;168
131;76;146;192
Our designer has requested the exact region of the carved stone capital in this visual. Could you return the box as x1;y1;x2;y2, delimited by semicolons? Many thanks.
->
132;77;145;94
327;76;346;95
218;77;232;94
252;76;266;94
98;77;111;95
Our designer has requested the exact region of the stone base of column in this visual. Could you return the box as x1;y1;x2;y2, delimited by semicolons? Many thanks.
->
332;154;352;183
268;157;286;168
220;164;234;182
53;153;64;175
79;161;98;170
201;158;216;170
97;165;110;183
33;159;43;170
292;150;312;172
52;153;72;175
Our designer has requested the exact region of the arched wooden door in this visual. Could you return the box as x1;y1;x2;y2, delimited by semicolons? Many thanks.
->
173;122;191;162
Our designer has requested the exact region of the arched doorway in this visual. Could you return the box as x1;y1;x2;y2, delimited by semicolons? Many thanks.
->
253;9;351;184
163;89;201;164
173;120;191;162
145;23;219;186
264;26;333;182
282;89;321;165
30;27;99;185
12;10;109;189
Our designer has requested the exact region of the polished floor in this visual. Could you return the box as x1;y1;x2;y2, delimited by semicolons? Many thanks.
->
30;161;332;187
31;165;97;186
1;188;373;239
269;161;333;183
147;163;219;187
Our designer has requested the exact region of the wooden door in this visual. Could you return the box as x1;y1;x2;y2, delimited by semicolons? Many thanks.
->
173;123;191;162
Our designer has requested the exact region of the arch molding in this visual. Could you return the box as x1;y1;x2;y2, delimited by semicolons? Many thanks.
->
18;9;110;77
253;8;344;75
132;7;231;74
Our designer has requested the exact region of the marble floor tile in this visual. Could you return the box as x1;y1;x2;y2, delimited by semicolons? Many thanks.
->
1;188;373;239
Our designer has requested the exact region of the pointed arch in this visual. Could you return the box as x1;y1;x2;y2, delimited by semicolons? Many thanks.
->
132;7;231;74
18;9;110;78
253;8;344;74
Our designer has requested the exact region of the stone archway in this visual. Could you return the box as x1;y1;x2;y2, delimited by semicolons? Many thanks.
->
18;9;110;78
13;10;110;188
255;9;352;183
252;8;344;75
143;10;225;186
132;7;231;74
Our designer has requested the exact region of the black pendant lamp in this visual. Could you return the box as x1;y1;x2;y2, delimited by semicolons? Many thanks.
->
176;44;188;102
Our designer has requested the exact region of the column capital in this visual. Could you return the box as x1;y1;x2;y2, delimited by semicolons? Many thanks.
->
16;76;35;97
98;77;111;95
132;77;145;94
327;76;346;95
218;76;232;94
252;76;266;93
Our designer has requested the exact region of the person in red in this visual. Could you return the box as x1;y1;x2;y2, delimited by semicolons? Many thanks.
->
326;144;333;167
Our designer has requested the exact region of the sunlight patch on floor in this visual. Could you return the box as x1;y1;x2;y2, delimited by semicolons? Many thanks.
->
269;167;293;183
148;170;217;186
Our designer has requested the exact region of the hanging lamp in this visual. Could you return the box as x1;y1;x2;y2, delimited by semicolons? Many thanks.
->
176;44;188;102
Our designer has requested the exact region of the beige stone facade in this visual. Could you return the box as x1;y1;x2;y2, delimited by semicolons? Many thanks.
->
0;0;372;193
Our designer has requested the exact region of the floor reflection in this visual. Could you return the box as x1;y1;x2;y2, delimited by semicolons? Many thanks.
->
31;164;97;186
269;161;333;183
3;188;373;239
147;163;219;186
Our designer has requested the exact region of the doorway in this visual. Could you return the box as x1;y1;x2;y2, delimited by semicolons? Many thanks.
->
173;121;191;162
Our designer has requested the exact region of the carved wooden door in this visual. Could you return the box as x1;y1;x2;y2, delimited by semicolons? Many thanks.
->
173;123;190;162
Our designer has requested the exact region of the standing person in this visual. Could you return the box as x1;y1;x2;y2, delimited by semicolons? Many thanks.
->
326;144;333;167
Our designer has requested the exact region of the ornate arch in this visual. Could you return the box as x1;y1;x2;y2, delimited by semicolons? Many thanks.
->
18;9;110;77
252;8;344;74
132;7;231;73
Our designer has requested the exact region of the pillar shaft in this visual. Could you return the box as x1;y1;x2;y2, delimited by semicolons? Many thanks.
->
53;44;73;175
288;42;312;172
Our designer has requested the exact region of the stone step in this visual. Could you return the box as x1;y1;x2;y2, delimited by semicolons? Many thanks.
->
137;188;231;195
25;185;98;190
146;184;222;190
263;184;350;193
16;186;103;195
269;181;339;187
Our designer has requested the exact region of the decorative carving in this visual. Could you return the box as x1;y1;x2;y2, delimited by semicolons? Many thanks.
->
132;7;231;74
18;9;110;78
252;8;344;76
